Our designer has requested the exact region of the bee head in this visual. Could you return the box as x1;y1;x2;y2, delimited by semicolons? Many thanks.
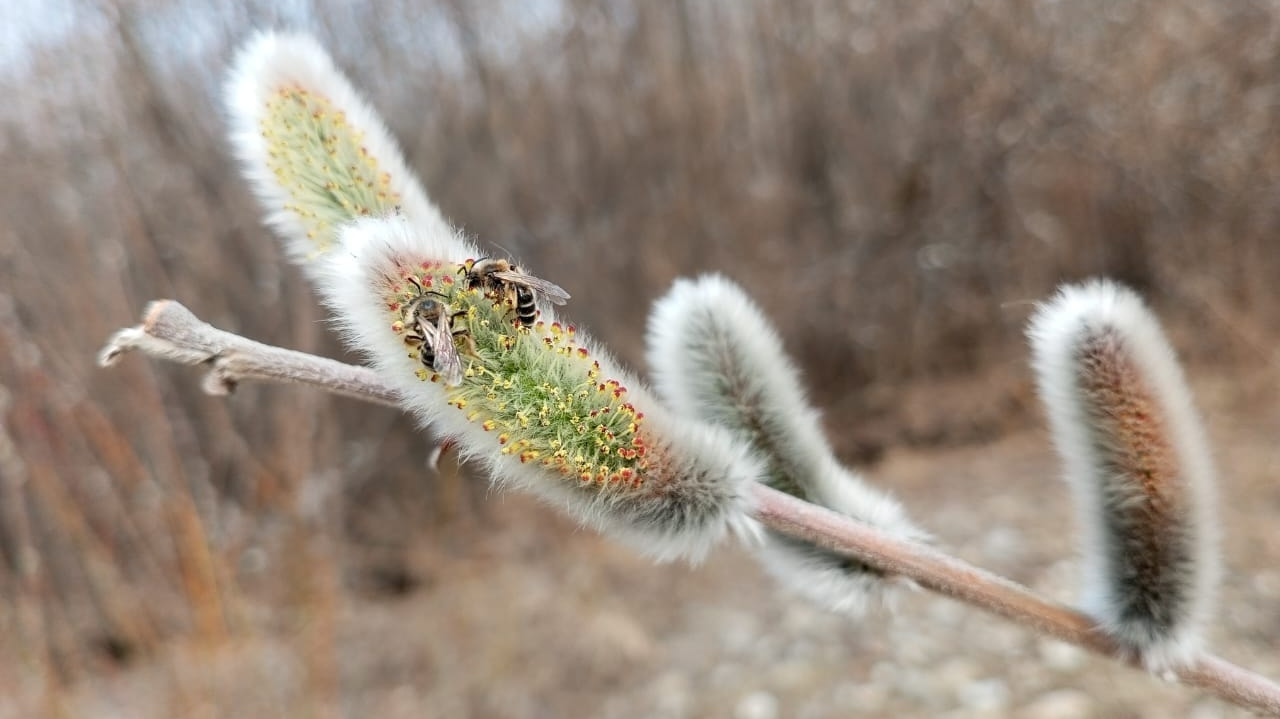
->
412;296;442;320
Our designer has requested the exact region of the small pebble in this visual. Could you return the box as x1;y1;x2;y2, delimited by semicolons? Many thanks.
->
1186;698;1224;719
1036;639;1087;673
983;527;1024;563
735;690;779;719
1252;570;1280;598
958;678;1009;711
1017;688;1093;719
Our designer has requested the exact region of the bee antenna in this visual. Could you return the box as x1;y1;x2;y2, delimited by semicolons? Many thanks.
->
406;276;423;292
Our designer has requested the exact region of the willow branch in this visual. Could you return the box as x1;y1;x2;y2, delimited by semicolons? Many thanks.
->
98;300;1280;716
748;484;1280;716
98;300;400;407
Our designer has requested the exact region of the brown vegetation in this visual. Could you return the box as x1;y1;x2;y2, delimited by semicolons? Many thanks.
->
2;1;1278;716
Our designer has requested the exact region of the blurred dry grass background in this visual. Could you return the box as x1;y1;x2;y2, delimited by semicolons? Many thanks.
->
2;1;1279;717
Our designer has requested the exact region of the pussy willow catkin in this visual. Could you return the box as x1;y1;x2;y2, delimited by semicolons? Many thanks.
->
318;218;762;561
1029;279;1218;670
648;274;926;612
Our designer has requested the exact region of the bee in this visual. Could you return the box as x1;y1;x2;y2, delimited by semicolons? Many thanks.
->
460;258;570;327
402;278;468;386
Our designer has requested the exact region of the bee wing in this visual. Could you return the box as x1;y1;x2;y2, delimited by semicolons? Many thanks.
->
492;270;571;305
430;312;465;387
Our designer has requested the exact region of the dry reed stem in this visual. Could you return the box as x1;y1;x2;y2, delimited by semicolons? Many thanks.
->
99;300;1280;716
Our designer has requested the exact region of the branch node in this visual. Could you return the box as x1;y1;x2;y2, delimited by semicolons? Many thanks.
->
202;361;238;396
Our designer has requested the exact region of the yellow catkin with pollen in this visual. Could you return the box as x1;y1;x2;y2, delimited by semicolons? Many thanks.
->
376;258;652;487
259;88;400;254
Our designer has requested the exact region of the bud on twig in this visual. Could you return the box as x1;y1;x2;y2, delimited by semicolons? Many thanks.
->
647;275;926;612
1028;279;1219;671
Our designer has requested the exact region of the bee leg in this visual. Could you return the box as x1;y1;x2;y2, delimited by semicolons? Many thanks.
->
454;331;480;359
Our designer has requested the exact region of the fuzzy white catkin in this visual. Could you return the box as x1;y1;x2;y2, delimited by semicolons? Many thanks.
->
646;274;927;613
1028;278;1218;671
318;218;762;562
225;31;452;272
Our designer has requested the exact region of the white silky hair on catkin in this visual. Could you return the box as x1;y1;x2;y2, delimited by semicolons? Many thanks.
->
646;274;927;613
317;218;758;563
225;31;451;271
1028;278;1219;672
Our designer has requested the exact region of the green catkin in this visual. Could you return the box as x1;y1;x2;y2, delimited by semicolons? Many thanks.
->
382;260;649;488
260;87;400;254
